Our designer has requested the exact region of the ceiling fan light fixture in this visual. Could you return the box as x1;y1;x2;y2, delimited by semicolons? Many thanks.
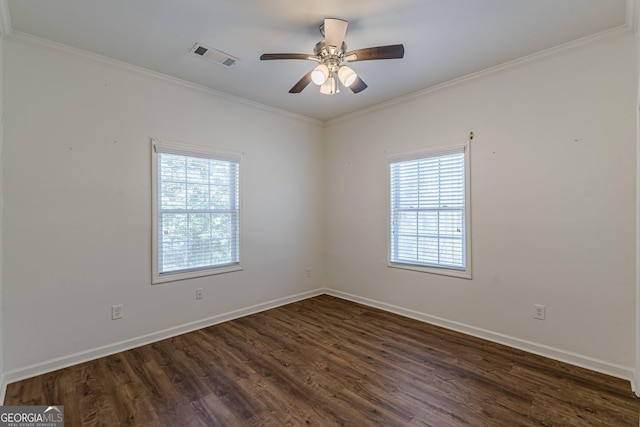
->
320;74;337;95
260;18;405;95
311;64;330;85
338;66;357;87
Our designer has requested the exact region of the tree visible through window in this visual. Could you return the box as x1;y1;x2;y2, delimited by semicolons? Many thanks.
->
152;140;241;283
388;144;471;278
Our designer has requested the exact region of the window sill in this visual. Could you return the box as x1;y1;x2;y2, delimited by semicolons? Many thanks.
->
152;264;243;284
388;262;472;279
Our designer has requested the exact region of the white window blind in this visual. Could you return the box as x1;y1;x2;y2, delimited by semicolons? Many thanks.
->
152;139;241;283
388;144;470;277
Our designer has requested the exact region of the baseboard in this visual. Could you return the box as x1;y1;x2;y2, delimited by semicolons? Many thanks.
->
2;288;325;395
325;289;636;391
3;287;636;401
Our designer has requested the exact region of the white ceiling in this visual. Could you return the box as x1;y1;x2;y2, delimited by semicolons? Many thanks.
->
4;0;631;121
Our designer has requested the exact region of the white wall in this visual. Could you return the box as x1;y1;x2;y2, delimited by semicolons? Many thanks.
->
2;35;325;376
1;25;637;390
635;6;640;393
0;33;5;395
325;33;637;379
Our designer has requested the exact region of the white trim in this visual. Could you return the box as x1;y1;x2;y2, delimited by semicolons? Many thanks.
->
9;31;322;126
627;0;639;32
0;3;6;403
2;288;636;399
325;289;636;390
387;263;471;279
635;72;640;397
153;264;243;284
0;373;5;407
326;25;632;127
387;142;472;279
150;138;243;285
6;24;631;130
0;0;11;39
1;289;325;390
635;0;640;396
386;143;466;164
152;138;242;163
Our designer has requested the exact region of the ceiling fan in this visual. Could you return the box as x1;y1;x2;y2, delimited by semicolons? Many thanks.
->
260;18;405;95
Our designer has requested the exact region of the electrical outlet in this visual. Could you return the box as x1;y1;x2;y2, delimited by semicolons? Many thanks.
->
196;288;203;300
112;304;123;320
533;304;545;320
306;267;312;278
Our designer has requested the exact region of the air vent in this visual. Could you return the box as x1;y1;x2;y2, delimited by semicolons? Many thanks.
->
189;43;239;68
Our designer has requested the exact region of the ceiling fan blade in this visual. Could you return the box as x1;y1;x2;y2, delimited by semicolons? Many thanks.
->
324;18;348;50
349;77;368;94
289;70;314;93
260;53;314;60
345;44;405;62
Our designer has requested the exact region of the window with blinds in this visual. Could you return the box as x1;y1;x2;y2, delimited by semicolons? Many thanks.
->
151;139;242;284
388;144;471;278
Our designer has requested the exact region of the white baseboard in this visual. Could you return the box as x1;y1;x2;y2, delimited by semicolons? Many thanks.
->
1;288;325;396
325;289;636;391
2;287;636;402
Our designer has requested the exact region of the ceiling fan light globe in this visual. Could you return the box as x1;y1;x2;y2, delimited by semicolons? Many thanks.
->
320;75;337;95
311;64;329;85
344;74;357;87
338;66;357;87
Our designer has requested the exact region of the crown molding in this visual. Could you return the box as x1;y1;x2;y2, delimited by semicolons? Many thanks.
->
326;24;632;127
0;0;11;39
10;31;322;126
6;3;635;128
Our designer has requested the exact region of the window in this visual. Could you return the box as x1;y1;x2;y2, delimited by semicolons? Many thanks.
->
388;144;471;278
151;139;241;284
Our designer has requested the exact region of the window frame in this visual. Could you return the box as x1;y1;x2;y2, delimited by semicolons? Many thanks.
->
151;138;243;284
387;143;472;279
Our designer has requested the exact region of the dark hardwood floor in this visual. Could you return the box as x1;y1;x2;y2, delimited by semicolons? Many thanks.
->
5;295;639;426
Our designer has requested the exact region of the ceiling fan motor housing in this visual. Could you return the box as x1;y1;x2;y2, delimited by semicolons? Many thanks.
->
314;40;347;72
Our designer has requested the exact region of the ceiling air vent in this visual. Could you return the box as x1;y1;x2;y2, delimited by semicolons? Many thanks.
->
189;43;239;68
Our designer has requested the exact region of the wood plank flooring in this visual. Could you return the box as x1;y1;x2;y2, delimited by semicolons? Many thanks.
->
5;295;639;426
